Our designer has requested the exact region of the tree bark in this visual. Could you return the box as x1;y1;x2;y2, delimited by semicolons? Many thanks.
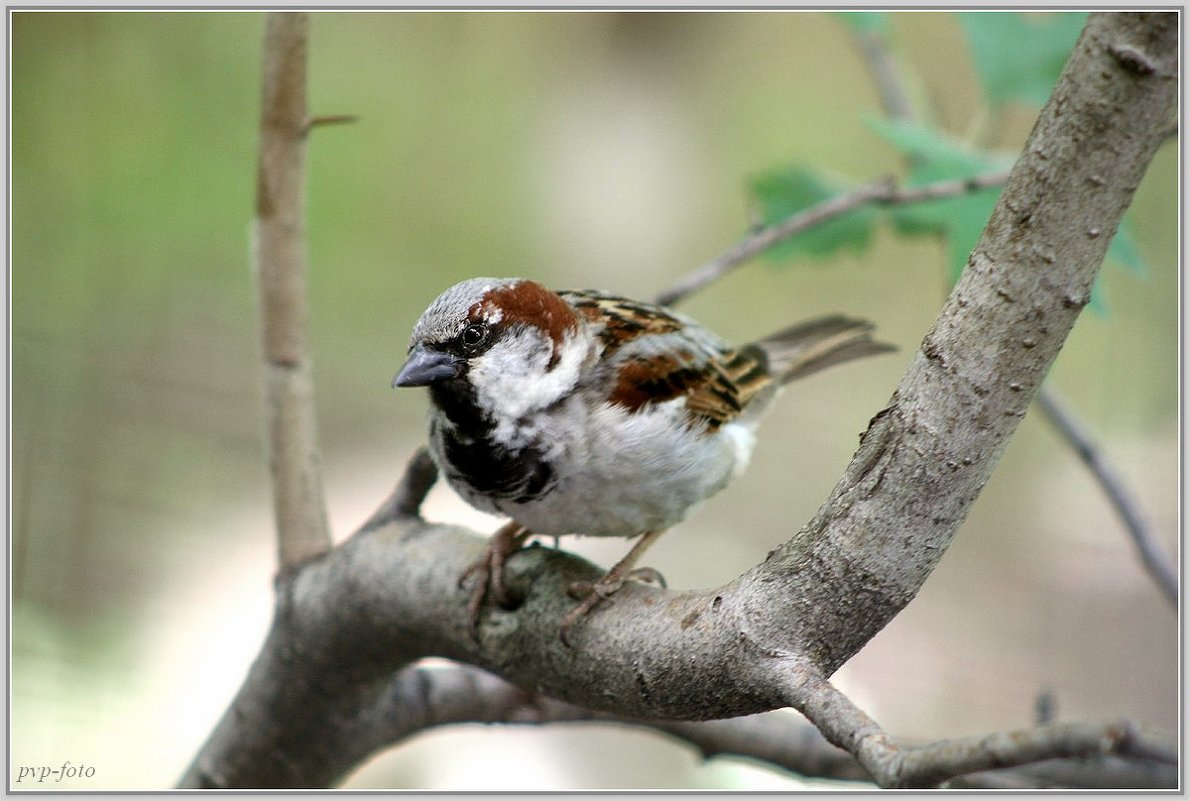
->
255;12;332;570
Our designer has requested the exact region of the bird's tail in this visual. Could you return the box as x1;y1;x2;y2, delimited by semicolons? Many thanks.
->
752;315;896;385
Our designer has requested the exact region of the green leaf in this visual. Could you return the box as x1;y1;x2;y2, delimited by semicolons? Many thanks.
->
747;166;878;263
959;12;1088;106
1087;281;1109;316
866;119;1014;282
867;117;1014;179
838;12;889;35
935;194;1001;284
1107;220;1147;277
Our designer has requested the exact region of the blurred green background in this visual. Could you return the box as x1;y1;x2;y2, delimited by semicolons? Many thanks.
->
11;11;1177;790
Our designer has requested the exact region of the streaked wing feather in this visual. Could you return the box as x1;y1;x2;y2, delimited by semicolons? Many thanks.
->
560;292;893;431
561;289;774;431
684;345;772;430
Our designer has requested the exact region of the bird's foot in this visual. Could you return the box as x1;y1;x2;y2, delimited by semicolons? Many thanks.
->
459;521;530;639
559;530;667;646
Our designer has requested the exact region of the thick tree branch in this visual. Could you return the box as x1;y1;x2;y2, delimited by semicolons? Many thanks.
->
740;9;1176;676
184;11;1177;790
845;10;1175;608
255;12;332;569
179;454;437;789
207;655;1173;790
335;662;868;784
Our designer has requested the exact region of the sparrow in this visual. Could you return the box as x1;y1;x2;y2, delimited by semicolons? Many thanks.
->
394;277;894;643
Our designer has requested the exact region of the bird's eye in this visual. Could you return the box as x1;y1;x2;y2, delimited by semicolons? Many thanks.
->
459;323;489;350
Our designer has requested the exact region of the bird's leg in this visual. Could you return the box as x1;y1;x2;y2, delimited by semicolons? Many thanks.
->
561;529;666;645
460;521;530;637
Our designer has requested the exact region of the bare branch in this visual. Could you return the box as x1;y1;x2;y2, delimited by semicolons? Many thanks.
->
359;663;860;784
778;667;1170;789
647;714;869;784
343;662;1176;790
906;721;1167;789
1041;392;1173;601
356;447;438;534
1036;385;1177;605
655;170;1010;307
255;12;332;569
954;756;1179;790
890;169;1012;201
656;177;890;306
849;24;916;122
775;666;896;780
305;113;359;131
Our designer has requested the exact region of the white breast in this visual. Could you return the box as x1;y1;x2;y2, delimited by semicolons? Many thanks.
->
487;396;758;538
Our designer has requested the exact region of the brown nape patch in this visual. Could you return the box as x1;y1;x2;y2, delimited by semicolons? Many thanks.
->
484;281;579;363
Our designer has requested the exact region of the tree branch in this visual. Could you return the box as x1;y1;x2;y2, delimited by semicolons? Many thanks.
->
181;447;1177;788
301;659;1178;790
255;12;332;569
842;9;1175;609
654;169;1011;307
1036;385;1177;605
184;11;1178;790
777;666;1174;789
335;661;872;784
843;10;1176;608
743;8;1175;676
849;22;916;122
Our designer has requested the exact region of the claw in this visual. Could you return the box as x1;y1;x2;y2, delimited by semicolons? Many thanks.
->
463;527;671;646
459;522;530;639
626;566;667;589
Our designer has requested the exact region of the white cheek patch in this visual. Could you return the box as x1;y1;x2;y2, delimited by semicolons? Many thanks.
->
471;330;590;447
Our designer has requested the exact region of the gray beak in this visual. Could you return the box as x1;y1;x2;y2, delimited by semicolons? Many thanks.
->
393;346;463;388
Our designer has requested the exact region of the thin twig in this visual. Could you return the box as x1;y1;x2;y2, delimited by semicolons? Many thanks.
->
777;667;1171;789
305;113;359;131
655;170;1010;307
1036;386;1177;605
849;26;915;122
256;12;332;568
356;448;438;534
656;177;891;307
889;169;1012;201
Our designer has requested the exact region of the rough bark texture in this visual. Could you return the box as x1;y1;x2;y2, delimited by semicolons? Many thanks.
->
181;11;1177;790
